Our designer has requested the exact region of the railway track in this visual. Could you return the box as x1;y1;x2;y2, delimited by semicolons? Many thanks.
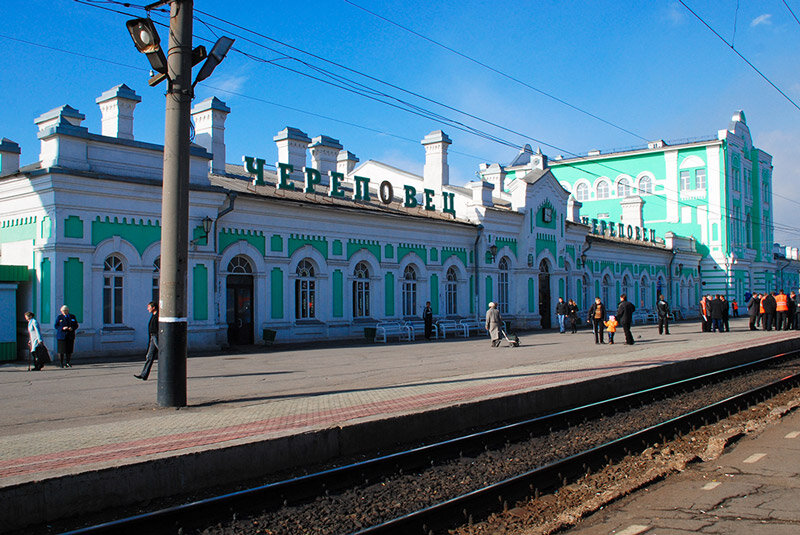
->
61;350;800;535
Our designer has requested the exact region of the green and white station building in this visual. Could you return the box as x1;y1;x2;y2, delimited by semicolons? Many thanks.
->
0;84;796;359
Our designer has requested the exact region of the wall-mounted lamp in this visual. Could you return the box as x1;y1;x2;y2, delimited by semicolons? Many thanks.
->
190;216;213;246
580;253;588;268
527;253;534;268
678;262;684;275
487;244;498;263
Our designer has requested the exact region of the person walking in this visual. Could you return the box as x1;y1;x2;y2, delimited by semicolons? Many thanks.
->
747;292;760;331
135;302;159;380
567;299;579;334
555;297;568;333
775;290;788;331
423;301;433;340
25;311;48;371
616;293;636;345
485;302;502;348
731;299;739;318
656;294;670;335
588;297;606;344
762;291;777;331
604;315;618;344
54;305;79;368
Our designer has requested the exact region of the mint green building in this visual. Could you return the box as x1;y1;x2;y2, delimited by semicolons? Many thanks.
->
542;111;798;300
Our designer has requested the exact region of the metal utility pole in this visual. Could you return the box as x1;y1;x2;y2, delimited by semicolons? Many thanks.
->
158;0;193;407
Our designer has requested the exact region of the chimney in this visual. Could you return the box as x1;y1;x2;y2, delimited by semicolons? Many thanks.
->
337;150;359;175
567;196;582;222
192;96;231;174
274;127;311;180
421;130;451;192
35;105;85;132
468;180;494;207
620;196;644;228
34;105;89;170
95;84;141;140
0;139;20;176
479;162;506;194
308;135;343;185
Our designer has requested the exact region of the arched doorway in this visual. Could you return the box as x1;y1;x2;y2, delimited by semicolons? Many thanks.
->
539;259;551;329
226;255;254;345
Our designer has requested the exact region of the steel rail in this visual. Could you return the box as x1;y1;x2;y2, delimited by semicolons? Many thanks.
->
61;350;800;535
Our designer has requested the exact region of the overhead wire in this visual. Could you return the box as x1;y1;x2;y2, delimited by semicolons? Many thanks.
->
65;0;800;242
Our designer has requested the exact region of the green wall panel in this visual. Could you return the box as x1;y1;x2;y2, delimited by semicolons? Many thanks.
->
347;239;381;261
40;258;50;323
288;234;328;259
441;247;468;267
469;275;474;314
333;269;343;317
485;275;493;306
384;272;394;316
193;264;208;321
397;243;426;264
0;341;16;361
91;217;161;256
332;239;343;256
64;215;83;238
430;274;439;315
270;234;283;253
0;216;37;244
219;228;266;256
528;277;535;313
270;267;283;319
64;258;84;322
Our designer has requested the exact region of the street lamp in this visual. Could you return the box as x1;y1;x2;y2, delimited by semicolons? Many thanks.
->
125;2;234;408
190;216;213;246
487;244;498;263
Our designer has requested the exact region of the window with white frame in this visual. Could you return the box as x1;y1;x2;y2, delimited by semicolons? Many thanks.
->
680;170;691;191
353;262;370;318
446;266;458;316
227;255;253;273
638;175;653;195
498;257;509;314
402;265;417;317
575;182;589;202
295;259;316;319
695;168;706;190
596;180;610;199
617;178;631;198
103;255;124;325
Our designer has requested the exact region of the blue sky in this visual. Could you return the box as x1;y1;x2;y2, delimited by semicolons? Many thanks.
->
2;1;800;242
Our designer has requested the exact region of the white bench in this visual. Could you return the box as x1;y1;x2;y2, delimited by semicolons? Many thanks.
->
375;322;412;343
437;319;468;338
404;320;440;340
459;319;489;337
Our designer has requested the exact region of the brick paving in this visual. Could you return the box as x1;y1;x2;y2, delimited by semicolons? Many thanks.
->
1;318;797;489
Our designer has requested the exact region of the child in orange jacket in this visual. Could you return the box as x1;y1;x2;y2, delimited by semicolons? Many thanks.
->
604;315;618;344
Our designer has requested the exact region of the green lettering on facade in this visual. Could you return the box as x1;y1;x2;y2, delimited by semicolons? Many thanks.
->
442;192;456;215
304;167;321;193
277;162;295;191
329;171;346;198
404;185;418;208
243;156;266;186
354;176;371;201
424;188;436;211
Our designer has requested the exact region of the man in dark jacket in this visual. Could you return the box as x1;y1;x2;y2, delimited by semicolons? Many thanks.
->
791;291;799;330
616;293;636;345
761;291;777;331
720;296;730;332
555;297;568;333
423;301;433;340
587;297;605;344
135;302;159;380
709;294;725;332
656;294;670;335
747;293;760;331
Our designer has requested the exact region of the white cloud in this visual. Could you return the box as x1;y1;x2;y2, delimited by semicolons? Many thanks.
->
665;2;686;24
751;14;772;27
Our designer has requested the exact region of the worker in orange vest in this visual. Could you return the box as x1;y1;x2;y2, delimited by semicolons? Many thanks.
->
775;289;789;331
700;296;710;332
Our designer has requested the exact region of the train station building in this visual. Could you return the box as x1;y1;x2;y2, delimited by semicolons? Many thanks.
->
0;83;797;358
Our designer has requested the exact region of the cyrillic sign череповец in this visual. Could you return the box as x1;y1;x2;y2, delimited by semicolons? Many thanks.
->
581;216;658;243
243;156;457;216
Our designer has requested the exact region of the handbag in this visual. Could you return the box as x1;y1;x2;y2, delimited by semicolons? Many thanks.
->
35;343;52;363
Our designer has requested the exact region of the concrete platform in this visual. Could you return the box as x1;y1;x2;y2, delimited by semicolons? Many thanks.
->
1;318;799;531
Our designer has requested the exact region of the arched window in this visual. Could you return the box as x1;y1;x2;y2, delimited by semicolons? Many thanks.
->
575;182;589;202
152;257;160;305
353;262;370;318
622;274;631;298
638;175;653;195
103;255;124;325
596;180;610;199
446;266;458;316
640;275;651;309
498;257;510;314
402;265;417;317
617;178;631;198
227;255;253;273
295;259;315;319
602;274;611;307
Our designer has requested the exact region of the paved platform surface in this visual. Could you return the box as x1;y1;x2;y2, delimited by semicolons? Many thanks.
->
0;317;798;530
567;403;800;534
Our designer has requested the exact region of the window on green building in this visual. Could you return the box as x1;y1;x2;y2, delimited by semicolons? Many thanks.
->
596;180;610;199
680;170;691;191
695;168;706;190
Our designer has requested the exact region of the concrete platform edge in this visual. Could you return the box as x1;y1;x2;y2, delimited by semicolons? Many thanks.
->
4;337;799;532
